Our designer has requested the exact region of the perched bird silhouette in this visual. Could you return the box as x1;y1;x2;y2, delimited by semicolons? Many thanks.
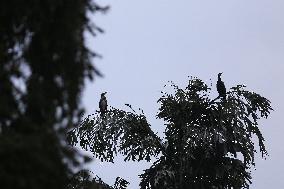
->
216;73;226;100
99;92;107;114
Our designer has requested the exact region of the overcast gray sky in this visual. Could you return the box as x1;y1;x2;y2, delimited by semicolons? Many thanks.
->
83;0;284;188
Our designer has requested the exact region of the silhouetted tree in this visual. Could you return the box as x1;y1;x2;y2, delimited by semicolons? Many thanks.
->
68;77;272;188
0;1;110;188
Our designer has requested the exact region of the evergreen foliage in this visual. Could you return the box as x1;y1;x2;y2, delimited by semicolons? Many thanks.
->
0;1;109;188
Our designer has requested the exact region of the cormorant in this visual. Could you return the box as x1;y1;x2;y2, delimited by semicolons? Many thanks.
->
216;73;226;100
99;92;107;114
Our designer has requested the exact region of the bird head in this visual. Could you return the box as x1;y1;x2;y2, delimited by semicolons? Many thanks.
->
101;92;107;97
218;72;223;77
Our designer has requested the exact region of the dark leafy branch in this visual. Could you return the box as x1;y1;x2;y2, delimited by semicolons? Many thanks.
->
67;106;163;163
67;170;129;189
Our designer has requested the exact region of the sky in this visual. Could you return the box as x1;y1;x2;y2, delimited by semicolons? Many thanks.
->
83;0;284;188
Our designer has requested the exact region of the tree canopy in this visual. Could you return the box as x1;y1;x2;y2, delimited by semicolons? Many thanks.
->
0;1;109;188
68;77;272;189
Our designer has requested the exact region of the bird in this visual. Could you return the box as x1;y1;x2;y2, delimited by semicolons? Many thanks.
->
99;92;107;114
216;73;226;100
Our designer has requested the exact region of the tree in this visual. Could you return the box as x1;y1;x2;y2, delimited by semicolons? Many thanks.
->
68;77;272;188
0;1;110;188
